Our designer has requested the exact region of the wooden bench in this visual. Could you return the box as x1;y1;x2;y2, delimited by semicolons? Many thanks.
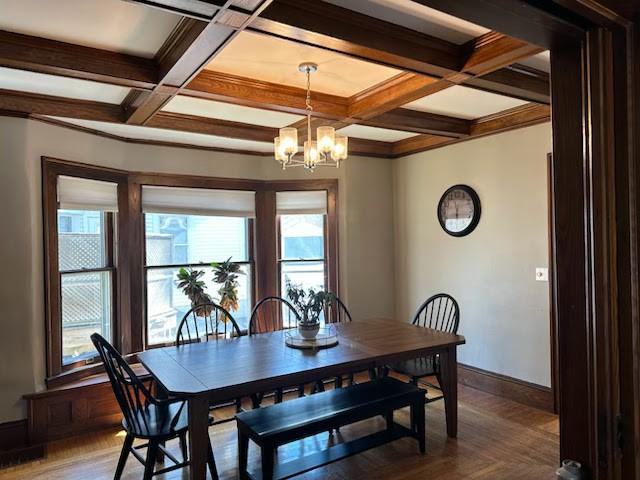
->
235;377;426;480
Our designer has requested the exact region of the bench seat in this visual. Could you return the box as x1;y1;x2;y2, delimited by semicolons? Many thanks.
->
235;377;425;480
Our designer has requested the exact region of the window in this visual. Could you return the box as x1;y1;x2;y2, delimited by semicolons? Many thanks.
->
43;159;338;382
55;176;118;369
142;186;256;345
277;191;328;298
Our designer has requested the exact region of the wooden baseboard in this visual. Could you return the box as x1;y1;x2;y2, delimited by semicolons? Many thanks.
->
458;363;555;413
0;419;44;468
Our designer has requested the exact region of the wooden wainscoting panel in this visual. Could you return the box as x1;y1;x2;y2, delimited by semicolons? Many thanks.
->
458;363;554;413
0;419;45;468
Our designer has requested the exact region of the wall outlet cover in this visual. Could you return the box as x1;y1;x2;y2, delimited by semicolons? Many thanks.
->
536;267;549;282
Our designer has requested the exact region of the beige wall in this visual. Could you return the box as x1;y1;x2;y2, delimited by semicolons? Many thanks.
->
393;123;553;386
0;116;394;422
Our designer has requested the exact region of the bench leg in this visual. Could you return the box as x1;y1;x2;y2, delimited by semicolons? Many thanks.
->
261;444;275;480
385;410;394;432
413;398;426;454
238;430;249;478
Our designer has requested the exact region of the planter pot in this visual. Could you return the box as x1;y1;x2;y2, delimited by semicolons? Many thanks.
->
298;322;320;340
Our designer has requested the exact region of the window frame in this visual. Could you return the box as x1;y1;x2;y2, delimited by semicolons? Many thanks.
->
58;211;116;370
43;158;338;385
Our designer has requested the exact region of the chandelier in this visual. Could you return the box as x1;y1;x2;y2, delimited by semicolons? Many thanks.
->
274;62;348;170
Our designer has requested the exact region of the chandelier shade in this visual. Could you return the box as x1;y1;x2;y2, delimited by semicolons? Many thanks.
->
273;63;348;171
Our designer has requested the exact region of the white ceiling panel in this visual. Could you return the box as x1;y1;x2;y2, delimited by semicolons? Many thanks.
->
205;31;402;97
0;67;130;103
46;117;274;152
162;96;304;128
0;0;180;58
404;86;529;120
518;51;551;73
337;124;417;142
324;0;489;44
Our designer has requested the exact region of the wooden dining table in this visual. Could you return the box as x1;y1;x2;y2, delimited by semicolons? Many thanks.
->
138;318;466;479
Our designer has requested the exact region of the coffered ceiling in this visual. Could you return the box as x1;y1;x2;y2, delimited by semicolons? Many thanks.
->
0;0;551;159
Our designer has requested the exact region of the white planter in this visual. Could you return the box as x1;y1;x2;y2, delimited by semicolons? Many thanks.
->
298;322;320;340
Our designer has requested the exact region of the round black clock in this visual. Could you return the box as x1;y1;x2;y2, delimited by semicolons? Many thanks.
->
437;184;481;237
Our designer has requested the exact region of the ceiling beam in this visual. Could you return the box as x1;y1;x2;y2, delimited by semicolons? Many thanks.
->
0;88;390;157
227;0;462;77
183;70;349;118
391;103;550;156
465;64;550;104
359;108;471;138
123;0;273;125
0;30;157;89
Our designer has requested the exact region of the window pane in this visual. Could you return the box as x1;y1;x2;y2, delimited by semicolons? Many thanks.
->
58;210;106;271
146;264;252;345
61;271;111;365
281;260;325;294
145;213;248;266
280;214;324;260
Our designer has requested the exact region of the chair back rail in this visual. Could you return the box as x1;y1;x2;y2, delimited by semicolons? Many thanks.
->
322;295;352;324
175;302;241;346
249;296;300;335
412;293;460;334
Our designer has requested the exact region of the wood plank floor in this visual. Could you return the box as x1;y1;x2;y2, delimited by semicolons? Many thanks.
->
0;383;559;480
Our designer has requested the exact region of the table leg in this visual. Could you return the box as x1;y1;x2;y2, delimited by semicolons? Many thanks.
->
188;395;210;480
439;346;458;438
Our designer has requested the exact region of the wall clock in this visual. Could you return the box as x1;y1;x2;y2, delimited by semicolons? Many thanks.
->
437;184;481;237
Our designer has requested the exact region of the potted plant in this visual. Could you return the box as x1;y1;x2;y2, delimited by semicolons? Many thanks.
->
176;267;213;316
286;282;336;340
212;257;245;321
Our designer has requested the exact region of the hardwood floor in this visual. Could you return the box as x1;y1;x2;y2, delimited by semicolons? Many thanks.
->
0;383;559;480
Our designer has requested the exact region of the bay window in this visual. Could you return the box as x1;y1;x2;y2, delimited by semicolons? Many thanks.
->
43;158;338;383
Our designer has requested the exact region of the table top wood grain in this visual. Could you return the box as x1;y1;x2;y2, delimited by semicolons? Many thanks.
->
138;319;465;401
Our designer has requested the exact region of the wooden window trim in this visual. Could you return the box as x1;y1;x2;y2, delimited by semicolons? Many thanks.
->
42;157;339;385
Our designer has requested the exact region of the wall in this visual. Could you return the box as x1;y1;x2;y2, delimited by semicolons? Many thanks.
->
393;123;552;386
0;116;394;422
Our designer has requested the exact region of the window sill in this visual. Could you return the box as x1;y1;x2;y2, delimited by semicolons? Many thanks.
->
43;353;141;390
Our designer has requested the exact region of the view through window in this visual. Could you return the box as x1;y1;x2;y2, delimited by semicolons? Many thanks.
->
279;213;326;300
58;209;113;365
144;213;252;344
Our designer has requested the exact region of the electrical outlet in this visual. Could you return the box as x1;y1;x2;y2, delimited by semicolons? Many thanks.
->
536;267;549;282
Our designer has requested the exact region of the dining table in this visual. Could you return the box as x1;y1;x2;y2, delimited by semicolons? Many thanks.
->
137;318;466;479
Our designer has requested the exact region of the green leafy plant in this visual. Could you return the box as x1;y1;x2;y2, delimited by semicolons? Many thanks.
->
212;257;245;315
175;267;212;317
286;281;336;325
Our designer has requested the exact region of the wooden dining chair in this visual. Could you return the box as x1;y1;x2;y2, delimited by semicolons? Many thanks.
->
248;296;300;335
384;293;460;403
175;302;244;422
248;296;304;407
308;295;359;393
91;333;218;480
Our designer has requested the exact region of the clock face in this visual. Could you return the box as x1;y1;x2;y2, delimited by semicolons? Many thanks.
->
438;185;481;237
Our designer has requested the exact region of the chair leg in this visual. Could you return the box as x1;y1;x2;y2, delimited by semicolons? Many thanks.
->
207;439;219;480
275;388;284;403
334;375;343;389
143;440;159;480
368;368;377;380
297;384;306;397
251;393;262;409
348;372;355;386
114;433;134;480
178;431;188;462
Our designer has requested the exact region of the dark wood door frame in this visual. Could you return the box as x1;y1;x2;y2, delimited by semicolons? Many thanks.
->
414;2;639;478
547;152;560;416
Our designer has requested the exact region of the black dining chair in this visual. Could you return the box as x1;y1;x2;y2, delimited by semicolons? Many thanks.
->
175;302;244;422
248;296;304;407
311;295;359;392
90;333;218;480
384;293;460;403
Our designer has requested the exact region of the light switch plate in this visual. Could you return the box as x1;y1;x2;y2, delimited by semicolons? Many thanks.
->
536;267;549;282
